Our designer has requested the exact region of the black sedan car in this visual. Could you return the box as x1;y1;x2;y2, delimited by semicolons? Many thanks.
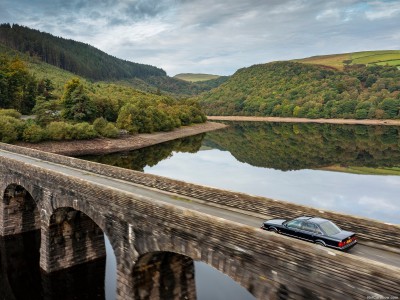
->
261;216;357;251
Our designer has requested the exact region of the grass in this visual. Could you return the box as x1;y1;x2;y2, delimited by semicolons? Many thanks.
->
294;53;351;70
319;165;400;176
351;51;400;65
375;59;400;66
174;73;220;82
295;50;400;70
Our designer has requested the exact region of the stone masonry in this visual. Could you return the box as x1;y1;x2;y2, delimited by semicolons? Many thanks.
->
1;143;400;299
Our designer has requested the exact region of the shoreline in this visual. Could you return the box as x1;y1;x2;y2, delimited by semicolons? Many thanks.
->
17;121;227;156
207;116;400;126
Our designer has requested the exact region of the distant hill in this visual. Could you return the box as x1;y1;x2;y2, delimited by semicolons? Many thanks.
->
174;73;221;82
197;60;400;119
295;50;400;70
147;75;229;95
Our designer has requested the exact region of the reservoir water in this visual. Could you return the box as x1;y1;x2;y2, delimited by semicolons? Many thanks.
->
86;122;400;224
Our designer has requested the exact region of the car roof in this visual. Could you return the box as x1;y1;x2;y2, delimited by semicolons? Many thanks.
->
294;216;330;224
308;217;330;224
294;216;313;220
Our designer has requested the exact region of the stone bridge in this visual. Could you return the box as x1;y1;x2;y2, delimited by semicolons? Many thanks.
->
0;143;399;299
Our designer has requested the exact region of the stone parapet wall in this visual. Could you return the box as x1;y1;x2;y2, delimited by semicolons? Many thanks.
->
0;142;399;251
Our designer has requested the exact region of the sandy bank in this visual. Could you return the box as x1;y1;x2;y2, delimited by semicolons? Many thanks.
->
17;122;227;156
207;116;400;126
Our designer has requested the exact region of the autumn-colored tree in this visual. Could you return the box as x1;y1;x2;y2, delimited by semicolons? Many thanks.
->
61;78;97;122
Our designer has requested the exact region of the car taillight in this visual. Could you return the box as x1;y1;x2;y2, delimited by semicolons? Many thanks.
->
338;241;345;248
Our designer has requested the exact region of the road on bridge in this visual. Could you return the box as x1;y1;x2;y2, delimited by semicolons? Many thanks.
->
1;149;399;268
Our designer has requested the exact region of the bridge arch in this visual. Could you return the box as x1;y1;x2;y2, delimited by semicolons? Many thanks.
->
40;206;109;273
122;230;267;299
0;183;40;236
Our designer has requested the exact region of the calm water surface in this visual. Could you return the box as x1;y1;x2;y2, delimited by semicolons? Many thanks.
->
87;122;400;224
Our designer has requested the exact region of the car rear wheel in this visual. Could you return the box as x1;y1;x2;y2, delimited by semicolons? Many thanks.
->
315;241;325;247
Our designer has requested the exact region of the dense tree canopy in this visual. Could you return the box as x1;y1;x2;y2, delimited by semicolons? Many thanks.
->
0;53;207;144
0;23;166;81
62;78;97;122
198;61;400;119
0;55;37;114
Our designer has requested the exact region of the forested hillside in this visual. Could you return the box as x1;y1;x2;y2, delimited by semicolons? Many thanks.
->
145;75;229;95
0;23;165;81
0;53;206;144
198;61;400;119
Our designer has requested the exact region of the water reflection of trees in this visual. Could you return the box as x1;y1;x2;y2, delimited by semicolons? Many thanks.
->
204;122;400;171
81;134;205;171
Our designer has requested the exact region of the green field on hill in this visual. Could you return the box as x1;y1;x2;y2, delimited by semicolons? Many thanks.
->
296;50;400;70
174;73;221;82
320;166;400;176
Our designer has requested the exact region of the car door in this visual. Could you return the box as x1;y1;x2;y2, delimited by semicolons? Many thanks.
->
299;222;318;241
280;219;303;238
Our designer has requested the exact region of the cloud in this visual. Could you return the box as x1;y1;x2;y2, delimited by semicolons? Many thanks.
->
365;1;400;20
316;8;341;21
1;0;399;75
357;196;400;213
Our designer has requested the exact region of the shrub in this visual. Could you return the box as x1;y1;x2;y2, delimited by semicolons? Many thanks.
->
101;123;119;138
0;116;24;143
93;117;108;134
22;123;46;143
71;122;97;140
93;117;119;138
46;121;73;140
0;109;22;119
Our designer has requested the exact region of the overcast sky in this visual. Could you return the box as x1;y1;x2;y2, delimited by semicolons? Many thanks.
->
1;0;399;76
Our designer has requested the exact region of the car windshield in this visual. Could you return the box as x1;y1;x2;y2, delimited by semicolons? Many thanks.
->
319;221;341;236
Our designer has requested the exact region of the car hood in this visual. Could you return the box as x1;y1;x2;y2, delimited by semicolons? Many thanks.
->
329;230;355;240
264;219;286;225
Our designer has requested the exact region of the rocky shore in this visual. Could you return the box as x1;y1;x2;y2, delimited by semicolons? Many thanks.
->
207;116;400;126
17;122;227;156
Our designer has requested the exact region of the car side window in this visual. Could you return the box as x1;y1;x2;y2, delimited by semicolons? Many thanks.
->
301;222;317;232
315;225;323;235
286;220;303;229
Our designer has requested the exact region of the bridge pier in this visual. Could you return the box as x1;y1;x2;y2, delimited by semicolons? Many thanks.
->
132;252;196;300
116;252;196;300
39;207;106;273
